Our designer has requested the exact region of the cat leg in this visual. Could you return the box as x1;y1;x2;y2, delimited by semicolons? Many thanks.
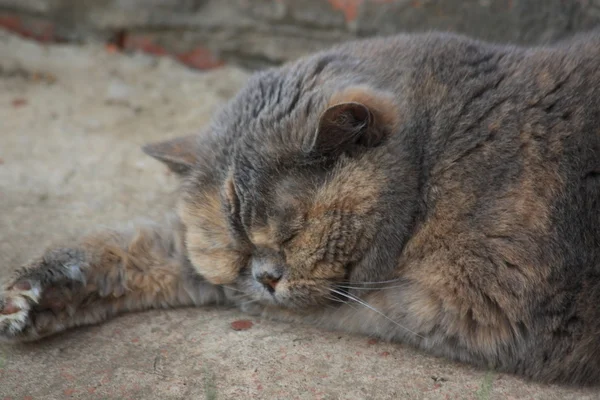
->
0;214;229;343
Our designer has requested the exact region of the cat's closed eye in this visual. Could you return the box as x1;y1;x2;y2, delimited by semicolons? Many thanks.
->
274;212;307;247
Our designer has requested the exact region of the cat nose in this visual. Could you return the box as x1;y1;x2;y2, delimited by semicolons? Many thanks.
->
251;257;284;293
255;271;282;292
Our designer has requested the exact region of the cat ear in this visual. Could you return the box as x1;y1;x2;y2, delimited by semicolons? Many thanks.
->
305;86;401;154
142;134;200;176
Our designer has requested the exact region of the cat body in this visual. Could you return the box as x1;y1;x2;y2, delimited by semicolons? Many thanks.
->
3;31;600;385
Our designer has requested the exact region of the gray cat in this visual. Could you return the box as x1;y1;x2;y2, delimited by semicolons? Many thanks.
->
2;31;600;385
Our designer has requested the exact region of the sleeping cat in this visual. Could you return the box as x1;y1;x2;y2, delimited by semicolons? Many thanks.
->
2;30;600;385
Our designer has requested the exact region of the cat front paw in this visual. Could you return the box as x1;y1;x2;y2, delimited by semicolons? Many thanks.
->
0;280;43;342
0;249;89;342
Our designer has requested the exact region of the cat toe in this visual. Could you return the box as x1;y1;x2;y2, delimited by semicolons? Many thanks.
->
0;295;32;340
10;280;31;291
1;300;21;315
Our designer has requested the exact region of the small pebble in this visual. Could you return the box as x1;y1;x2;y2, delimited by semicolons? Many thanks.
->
12;98;27;107
231;320;253;331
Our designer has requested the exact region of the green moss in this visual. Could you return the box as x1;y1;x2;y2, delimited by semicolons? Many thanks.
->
476;371;495;400
204;366;218;400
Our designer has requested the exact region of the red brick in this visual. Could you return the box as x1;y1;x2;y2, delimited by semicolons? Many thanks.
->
327;0;363;22
177;47;224;70
123;35;168;56
0;13;56;43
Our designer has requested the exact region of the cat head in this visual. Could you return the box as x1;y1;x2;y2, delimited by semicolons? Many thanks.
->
143;64;409;309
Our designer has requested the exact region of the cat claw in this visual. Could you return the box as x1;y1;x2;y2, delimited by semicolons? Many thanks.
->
11;280;41;302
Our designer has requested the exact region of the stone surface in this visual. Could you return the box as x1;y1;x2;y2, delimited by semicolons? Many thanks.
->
1;0;600;68
1;30;599;399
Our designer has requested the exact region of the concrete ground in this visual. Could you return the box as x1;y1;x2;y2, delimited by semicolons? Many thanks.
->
0;30;598;400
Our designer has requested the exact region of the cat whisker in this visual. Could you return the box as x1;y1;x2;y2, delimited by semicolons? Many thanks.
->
329;288;424;339
238;298;261;307
223;285;246;294
323;293;349;304
326;295;359;311
331;278;403;286
315;287;358;309
223;285;259;306
334;284;409;291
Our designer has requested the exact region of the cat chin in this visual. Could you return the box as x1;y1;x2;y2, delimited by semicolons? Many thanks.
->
235;278;330;310
234;277;281;304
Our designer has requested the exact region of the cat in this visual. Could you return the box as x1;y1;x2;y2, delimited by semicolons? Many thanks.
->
2;30;600;385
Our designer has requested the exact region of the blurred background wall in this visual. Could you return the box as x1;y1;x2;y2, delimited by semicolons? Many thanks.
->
1;0;599;70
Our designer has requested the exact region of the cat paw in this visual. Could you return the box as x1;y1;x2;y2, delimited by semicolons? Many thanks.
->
0;280;43;342
0;250;88;342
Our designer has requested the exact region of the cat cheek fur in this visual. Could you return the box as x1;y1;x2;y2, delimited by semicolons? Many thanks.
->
142;136;247;284
178;193;245;285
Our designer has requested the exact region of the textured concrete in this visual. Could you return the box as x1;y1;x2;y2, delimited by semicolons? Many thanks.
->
0;31;599;399
1;0;600;68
